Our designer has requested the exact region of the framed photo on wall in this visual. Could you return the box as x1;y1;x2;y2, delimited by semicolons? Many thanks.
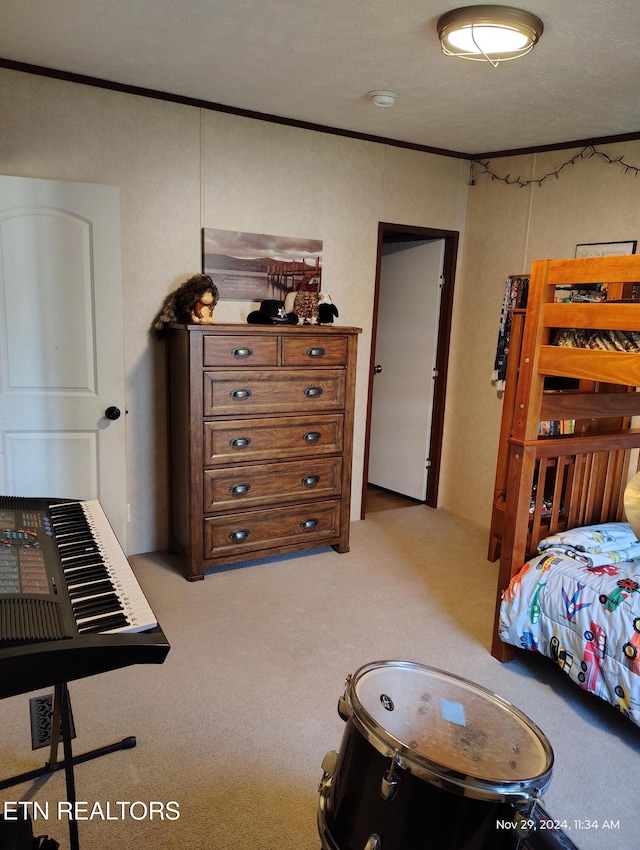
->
575;240;637;258
202;228;323;300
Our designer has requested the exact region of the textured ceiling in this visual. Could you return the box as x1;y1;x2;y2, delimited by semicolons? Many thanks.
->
1;0;639;156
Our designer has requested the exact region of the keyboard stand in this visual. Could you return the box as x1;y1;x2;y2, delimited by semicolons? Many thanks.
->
0;682;137;850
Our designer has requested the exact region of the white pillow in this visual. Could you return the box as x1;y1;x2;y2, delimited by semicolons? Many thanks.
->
538;521;640;556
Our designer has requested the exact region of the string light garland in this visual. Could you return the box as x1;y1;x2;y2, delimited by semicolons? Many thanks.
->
470;144;640;187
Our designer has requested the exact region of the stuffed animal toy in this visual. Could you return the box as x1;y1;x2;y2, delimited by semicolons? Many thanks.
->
152;273;219;337
292;272;320;324
318;293;339;324
190;288;217;324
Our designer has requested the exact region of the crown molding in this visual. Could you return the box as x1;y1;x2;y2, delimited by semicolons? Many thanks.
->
3;57;640;161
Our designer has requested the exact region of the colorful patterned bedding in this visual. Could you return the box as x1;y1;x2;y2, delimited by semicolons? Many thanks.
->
499;522;640;726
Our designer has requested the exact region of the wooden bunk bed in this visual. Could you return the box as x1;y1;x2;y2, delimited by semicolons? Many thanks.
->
491;255;640;725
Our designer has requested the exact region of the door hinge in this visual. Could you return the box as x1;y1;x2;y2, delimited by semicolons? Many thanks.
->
426;459;432;468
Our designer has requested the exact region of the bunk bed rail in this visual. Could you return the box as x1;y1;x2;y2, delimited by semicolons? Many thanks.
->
524;439;635;553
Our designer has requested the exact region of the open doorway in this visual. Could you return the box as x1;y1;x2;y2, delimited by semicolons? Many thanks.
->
361;222;459;518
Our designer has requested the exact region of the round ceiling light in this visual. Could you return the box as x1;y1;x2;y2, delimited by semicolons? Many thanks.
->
437;5;544;65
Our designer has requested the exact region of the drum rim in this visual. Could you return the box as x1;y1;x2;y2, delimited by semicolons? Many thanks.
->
345;659;554;801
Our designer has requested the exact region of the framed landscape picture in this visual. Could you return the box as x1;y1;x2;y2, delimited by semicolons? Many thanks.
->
202;228;323;300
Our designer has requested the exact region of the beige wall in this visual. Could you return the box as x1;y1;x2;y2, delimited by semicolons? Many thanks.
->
0;68;470;553
7;67;635;555
442;143;640;530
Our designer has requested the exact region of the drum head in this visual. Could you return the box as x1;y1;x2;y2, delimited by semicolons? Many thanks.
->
348;661;553;800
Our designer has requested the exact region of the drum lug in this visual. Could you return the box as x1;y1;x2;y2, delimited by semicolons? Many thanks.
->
363;834;381;850
514;792;541;822
318;750;338;794
380;751;401;801
321;750;338;778
337;696;349;721
513;811;534;834
337;675;352;721
512;794;542;848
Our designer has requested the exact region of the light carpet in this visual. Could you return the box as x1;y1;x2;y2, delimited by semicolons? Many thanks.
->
1;506;639;850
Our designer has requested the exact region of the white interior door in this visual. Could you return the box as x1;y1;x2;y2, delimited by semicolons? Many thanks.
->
0;175;127;547
368;239;444;500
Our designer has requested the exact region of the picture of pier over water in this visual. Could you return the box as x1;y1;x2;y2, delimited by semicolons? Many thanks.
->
202;228;322;300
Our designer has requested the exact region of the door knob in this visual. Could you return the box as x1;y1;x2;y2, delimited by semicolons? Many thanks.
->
374;364;383;374
105;406;121;420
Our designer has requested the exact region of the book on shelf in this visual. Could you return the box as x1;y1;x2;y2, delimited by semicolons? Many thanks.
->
538;420;575;436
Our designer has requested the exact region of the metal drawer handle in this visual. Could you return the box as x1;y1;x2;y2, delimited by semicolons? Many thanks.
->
304;386;323;397
229;437;251;448
229;529;250;541
230;388;252;399
230;483;251;495
307;347;325;357
303;431;321;442
300;518;318;530
231;347;253;358
302;475;320;487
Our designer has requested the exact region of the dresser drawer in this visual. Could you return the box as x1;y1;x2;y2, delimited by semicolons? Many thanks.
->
203;334;278;367
281;334;348;366
204;414;344;464
204;500;340;558
204;457;342;511
203;369;345;415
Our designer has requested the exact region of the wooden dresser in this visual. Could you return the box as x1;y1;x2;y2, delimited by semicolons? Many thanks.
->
166;323;361;580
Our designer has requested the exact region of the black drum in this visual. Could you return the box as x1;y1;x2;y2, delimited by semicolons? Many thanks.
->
318;661;554;850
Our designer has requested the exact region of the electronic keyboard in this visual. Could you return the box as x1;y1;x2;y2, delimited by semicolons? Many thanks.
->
0;496;169;699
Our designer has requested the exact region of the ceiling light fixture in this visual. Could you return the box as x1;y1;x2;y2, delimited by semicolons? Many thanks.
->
437;5;543;67
368;90;398;108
